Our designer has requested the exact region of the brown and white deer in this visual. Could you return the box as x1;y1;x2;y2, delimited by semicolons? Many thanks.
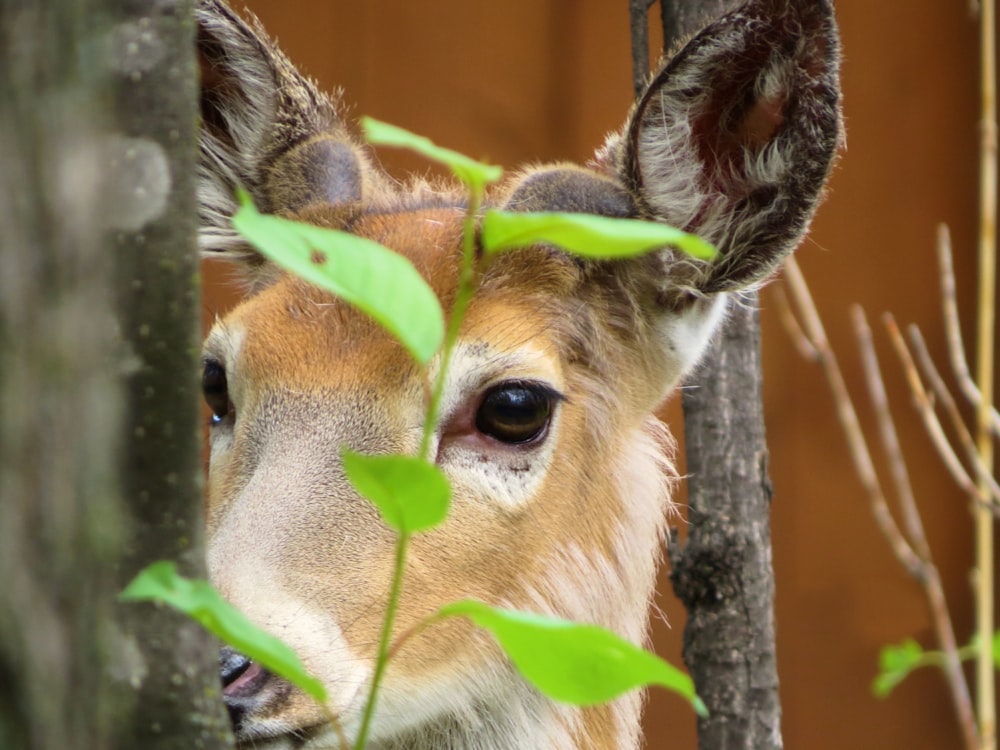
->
195;1;841;747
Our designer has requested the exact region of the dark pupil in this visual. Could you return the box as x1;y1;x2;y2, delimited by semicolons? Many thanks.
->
202;361;229;419
475;385;552;444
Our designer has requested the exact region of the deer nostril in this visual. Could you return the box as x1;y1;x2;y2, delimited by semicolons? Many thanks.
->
219;646;268;732
220;647;252;689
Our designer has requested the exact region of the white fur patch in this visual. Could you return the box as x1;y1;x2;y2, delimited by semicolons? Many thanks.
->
511;419;679;750
210;559;371;718
656;294;729;396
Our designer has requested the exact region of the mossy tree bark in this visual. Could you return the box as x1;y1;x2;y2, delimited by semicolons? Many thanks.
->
0;1;232;747
631;2;784;749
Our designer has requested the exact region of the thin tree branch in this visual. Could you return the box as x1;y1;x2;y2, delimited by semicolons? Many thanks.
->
938;224;1000;439
882;314;997;507
773;285;820;362
629;0;657;97
851;307;932;559
852;308;977;750
908;325;1000;505
780;259;922;576
780;258;979;750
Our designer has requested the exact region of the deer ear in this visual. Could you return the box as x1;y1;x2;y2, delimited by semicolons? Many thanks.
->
195;0;373;259
609;0;841;294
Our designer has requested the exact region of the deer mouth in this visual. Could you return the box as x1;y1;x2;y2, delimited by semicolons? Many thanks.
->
223;659;266;697
220;648;335;749
220;647;286;738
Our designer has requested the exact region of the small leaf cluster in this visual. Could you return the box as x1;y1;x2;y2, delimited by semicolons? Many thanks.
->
873;632;1000;698
122;118;716;747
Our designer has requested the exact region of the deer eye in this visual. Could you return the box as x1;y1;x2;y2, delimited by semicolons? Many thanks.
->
475;382;560;445
202;359;232;424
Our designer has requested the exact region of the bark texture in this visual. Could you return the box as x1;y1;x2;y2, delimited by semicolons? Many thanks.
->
0;1;232;747
671;302;781;750
631;3;784;749
107;1;234;747
659;0;732;54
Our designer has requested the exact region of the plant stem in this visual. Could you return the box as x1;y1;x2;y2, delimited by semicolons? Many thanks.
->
977;0;997;747
418;188;483;460
355;187;485;750
916;643;981;671
386;612;447;663
907;326;1000;507
353;532;410;750
858;311;978;750
936;227;1000;440
319;705;350;750
883;316;991;504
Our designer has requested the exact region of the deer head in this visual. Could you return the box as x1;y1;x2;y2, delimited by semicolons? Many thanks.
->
195;1;840;747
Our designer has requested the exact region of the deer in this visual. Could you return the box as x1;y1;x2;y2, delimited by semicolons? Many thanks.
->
194;0;841;747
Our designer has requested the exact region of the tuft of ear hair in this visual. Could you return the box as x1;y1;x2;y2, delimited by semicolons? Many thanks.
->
195;0;383;259
196;0;841;304
596;0;842;296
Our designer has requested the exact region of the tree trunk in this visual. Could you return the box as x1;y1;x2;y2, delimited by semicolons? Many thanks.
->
107;1;234;747
0;4;123;744
0;1;232;747
630;3;784;749
671;303;782;750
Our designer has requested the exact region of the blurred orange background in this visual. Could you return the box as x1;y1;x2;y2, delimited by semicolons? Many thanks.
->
201;2;986;747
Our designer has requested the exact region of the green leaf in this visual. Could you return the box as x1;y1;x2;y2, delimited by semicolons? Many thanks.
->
232;191;444;365
481;209;717;261
872;639;924;698
437;599;705;715
120;561;327;703
343;451;451;534
361;117;503;192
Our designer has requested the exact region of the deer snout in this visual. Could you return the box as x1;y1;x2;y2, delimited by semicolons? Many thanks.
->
220;646;268;729
220;646;254;691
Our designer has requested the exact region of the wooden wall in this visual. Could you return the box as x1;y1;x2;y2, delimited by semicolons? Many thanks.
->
202;1;985;747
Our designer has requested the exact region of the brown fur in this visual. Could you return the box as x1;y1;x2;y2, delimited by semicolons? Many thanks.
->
194;0;841;747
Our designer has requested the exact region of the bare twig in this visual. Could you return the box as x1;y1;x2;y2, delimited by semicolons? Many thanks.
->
853;308;977;749
781;260;921;575
882;314;995;506
780;258;979;750
851;305;931;560
326;710;350;750
908;326;1000;505
937;226;1000;439
975;0;998;741
851;307;931;558
774;285;820;361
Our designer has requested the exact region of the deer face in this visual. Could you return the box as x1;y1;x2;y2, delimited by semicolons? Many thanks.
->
203;205;729;747
195;1;840;747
